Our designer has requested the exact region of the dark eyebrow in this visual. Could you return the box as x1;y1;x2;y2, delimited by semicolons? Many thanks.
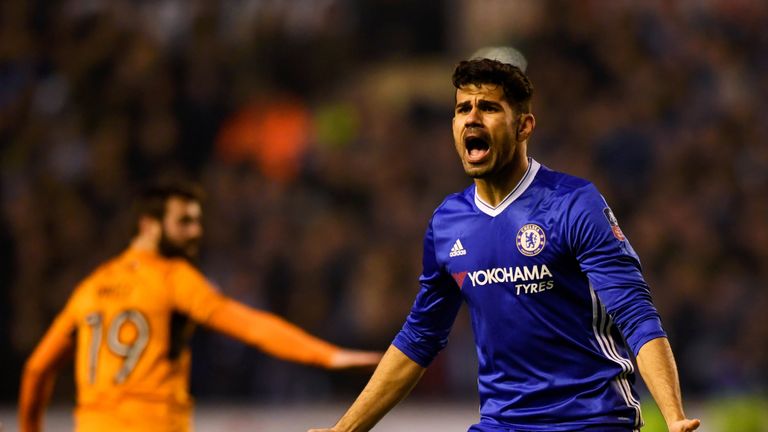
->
455;101;471;111
179;215;198;223
478;100;502;110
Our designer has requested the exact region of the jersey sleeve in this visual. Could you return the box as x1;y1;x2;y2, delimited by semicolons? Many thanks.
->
392;217;463;367
168;261;227;323
567;183;667;355
20;289;78;432
24;294;77;374
169;261;340;367
205;300;340;367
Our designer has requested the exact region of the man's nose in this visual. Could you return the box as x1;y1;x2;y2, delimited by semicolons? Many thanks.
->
465;106;482;127
189;223;203;238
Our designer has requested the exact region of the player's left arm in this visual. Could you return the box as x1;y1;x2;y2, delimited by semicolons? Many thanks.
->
568;184;699;432
567;184;667;352
19;312;76;432
636;337;701;431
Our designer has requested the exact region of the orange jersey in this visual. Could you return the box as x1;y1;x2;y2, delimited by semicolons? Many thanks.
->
22;248;340;432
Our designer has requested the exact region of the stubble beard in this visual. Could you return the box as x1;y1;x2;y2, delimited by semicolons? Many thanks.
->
158;231;199;263
464;163;492;179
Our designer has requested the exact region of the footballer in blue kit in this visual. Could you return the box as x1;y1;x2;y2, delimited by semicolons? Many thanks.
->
309;52;700;432
393;159;664;431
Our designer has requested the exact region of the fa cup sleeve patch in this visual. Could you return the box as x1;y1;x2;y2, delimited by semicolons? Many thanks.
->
603;207;626;241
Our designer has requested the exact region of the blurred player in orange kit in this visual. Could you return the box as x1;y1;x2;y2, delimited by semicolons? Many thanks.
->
19;180;382;432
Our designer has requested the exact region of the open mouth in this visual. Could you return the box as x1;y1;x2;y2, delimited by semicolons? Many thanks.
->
465;136;490;163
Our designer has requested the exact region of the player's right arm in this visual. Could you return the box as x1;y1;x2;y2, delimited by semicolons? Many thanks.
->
205;299;381;368
309;345;424;432
19;306;76;432
170;261;380;369
311;218;462;431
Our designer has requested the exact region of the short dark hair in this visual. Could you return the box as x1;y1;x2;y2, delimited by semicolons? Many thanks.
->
135;180;205;221
452;59;533;113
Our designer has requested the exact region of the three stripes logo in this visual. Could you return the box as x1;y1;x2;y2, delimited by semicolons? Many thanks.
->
449;239;467;257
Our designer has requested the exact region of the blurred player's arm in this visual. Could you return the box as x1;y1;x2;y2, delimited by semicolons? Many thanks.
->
636;338;701;432
171;261;380;369
205;299;381;369
19;315;75;432
309;344;424;432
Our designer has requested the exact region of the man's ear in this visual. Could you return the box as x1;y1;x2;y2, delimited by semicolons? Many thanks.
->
138;215;161;237
517;113;536;141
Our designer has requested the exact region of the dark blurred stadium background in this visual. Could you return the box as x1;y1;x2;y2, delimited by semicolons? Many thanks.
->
1;0;767;430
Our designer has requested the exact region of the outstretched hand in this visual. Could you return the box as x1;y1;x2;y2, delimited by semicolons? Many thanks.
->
668;418;701;431
328;350;382;369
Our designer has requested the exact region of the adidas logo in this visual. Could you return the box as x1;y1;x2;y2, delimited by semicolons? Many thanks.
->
449;239;467;257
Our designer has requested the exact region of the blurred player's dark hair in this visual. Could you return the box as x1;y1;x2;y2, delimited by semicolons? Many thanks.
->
452;59;534;113
134;179;206;221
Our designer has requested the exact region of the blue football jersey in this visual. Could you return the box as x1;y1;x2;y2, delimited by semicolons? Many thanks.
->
393;159;666;431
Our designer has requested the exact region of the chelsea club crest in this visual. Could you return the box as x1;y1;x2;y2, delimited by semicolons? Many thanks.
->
516;223;546;256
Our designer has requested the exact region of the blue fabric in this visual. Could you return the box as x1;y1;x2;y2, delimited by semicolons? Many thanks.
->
392;160;666;430
467;422;637;431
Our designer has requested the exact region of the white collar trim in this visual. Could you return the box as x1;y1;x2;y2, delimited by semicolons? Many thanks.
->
474;158;541;217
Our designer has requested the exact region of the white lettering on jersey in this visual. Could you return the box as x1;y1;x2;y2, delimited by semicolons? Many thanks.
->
467;264;553;288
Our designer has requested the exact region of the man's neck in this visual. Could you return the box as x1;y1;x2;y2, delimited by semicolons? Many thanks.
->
130;234;159;254
474;155;529;208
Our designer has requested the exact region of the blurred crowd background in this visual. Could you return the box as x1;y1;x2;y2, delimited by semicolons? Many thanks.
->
1;0;767;411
